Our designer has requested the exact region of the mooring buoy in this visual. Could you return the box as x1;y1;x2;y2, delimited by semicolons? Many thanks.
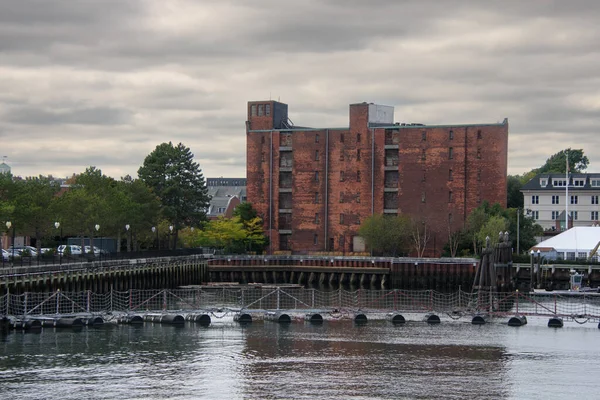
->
508;315;527;327
548;317;563;328
388;313;406;325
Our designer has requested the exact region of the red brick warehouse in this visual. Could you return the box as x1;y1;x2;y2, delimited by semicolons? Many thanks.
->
246;100;508;256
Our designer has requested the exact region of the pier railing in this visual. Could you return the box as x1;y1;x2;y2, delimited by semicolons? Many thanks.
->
2;288;600;320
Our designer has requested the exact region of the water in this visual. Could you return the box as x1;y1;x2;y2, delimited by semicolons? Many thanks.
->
1;316;600;399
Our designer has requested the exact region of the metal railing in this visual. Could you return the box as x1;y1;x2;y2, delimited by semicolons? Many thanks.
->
3;288;600;319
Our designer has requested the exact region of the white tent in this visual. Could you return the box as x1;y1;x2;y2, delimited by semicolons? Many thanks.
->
531;226;600;261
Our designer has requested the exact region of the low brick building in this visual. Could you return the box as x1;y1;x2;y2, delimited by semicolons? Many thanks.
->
246;100;508;256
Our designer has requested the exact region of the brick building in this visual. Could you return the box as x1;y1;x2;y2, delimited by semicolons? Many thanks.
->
246;100;508;256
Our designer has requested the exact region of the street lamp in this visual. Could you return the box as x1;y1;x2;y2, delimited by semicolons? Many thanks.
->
95;224;100;259
6;221;15;261
55;221;62;265
125;224;131;253
152;226;158;251
530;250;535;292
169;225;174;250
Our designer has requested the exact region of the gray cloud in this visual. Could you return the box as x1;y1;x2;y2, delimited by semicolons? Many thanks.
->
1;0;600;179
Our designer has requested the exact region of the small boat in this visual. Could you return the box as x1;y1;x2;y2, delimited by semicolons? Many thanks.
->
534;270;599;294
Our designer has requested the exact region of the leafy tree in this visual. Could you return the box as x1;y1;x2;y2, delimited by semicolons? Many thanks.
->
12;177;61;253
535;148;588;174
476;215;509;248
197;216;247;252
138;142;210;249
358;214;412;256
233;203;267;253
233;202;257;222
506;175;525;209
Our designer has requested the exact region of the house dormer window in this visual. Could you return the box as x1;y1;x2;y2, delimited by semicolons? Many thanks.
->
574;179;585;187
540;179;547;187
553;179;567;187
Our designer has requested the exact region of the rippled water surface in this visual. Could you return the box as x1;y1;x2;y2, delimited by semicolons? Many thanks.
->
2;317;600;399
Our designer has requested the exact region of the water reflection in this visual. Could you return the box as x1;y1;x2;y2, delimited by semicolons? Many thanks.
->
2;320;600;399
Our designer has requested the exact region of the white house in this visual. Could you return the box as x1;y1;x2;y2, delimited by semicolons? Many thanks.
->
521;173;600;231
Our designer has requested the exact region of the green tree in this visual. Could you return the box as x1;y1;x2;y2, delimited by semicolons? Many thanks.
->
358;214;412;256
506;175;525;209
12;177;61;253
138;142;210;249
535;148;589;174
197;216;247;252
476;215;509;248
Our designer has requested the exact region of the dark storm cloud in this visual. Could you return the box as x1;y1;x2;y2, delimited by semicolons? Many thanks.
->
1;0;600;178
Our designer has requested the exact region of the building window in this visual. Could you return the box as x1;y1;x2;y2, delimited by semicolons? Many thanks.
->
477;170;481;181
356;193;360;203
422;131;426;141
571;195;578;205
315;213;320;224
251;105;257;116
313;234;318;245
540;179;547;187
261;135;265;144
592;179;600;187
574;179;585;187
339;236;344;249
567;252;576;261
449;191;453;203
340;192;344;203
477;130;482;139
422;170;426;182
532;210;539;220
553;179;567;187
357;133;361;143
592;195;599;205
449;147;453;159
340;152;344;161
340;133;344;143
552;211;559;220
315;134;320;143
592;211;599;220
261;153;265;162
357;149;361;161
552;195;560;204
357;170;361;182
421;149;426;161
421;192;426;203
340;214;344;224
477;148;481;159
449;130;454;140
315;171;319;182
315;150;320;161
340;171;345;181
532;195;539;204
314;192;319;204
448;169;453;181
570;211;578;220
265;104;271;116
448;213;453;224
258;104;264;116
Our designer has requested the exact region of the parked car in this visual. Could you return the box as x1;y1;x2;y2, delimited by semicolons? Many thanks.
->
7;246;37;257
57;245;82;256
2;249;10;261
84;246;102;255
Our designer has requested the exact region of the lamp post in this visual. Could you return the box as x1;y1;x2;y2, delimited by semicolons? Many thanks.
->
95;224;100;259
152;226;158;251
169;225;174;251
530;250;535;292
55;221;62;265
6;221;15;261
536;249;541;289
125;224;131;253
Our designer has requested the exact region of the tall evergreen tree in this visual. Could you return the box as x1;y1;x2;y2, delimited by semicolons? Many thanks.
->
138;142;209;249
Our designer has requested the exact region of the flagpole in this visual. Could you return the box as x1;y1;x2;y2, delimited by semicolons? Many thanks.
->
565;151;569;231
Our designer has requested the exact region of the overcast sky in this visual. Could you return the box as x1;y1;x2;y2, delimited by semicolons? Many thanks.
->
1;0;599;179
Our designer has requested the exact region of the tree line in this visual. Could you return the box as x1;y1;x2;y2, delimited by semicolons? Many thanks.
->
0;142;267;254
